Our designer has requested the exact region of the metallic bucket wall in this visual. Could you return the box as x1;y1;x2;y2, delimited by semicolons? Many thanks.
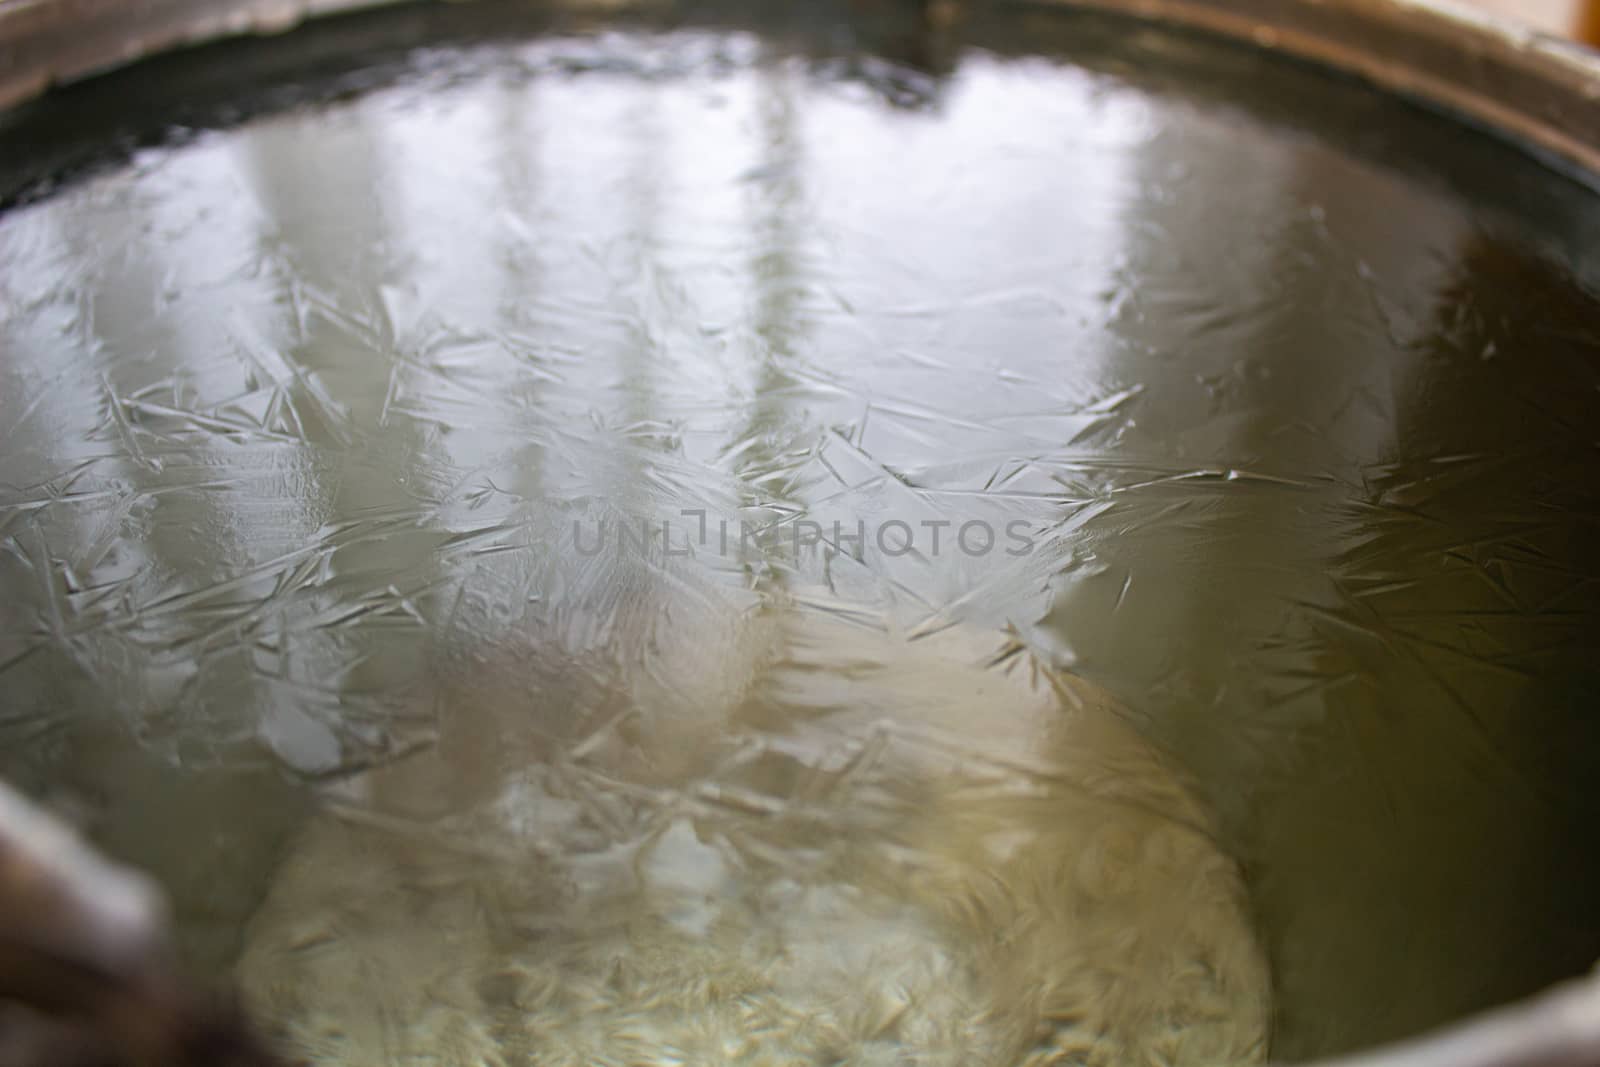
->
2;4;1599;1067
3;0;1600;181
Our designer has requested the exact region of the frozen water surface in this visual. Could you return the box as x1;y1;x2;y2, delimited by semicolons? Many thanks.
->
2;5;1600;1064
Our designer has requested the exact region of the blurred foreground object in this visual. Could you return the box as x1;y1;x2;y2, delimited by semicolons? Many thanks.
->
5;773;1600;1067
0;779;281;1067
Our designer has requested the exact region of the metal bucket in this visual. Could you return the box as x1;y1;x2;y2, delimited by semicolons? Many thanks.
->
1;3;1598;1066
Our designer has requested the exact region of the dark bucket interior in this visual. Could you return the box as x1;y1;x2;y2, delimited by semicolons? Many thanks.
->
2;3;1599;1064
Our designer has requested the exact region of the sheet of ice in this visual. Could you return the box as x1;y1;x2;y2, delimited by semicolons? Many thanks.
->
2;12;1600;1062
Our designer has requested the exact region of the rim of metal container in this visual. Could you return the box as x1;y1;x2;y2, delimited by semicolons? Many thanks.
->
0;1;1598;1066
1;0;1600;186
1;0;1599;187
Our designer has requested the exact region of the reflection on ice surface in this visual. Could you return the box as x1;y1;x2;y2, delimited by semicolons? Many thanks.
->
3;14;1600;1064
239;602;1268;1067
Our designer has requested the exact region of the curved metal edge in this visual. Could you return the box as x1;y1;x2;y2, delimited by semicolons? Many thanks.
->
1307;965;1600;1067
1024;0;1600;188
0;0;1593;178
2;0;1598;186
1;756;1598;1067
0;0;1597;1062
0;0;393;110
